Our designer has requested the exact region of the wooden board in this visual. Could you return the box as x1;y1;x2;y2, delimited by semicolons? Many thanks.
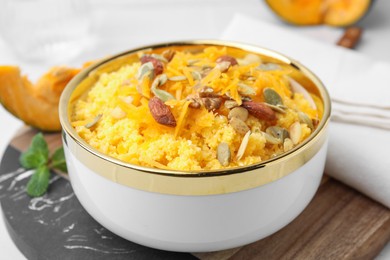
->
2;127;390;260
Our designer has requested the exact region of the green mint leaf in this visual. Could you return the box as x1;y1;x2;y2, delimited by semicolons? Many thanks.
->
19;133;49;169
26;165;50;197
51;147;68;172
20;150;47;169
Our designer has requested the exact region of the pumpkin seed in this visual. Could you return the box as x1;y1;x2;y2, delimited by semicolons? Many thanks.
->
168;75;187;81
262;131;282;145
266;126;289;142
263;88;283;106
217;142;231;166
283;138;294;152
224;100;239;109
152;88;175;102
236;130;251;161
151;74;168;91
150;53;168;63
137;62;154;81
257;63;281;71
85;114;102;129
287;77;317;110
289;122;302;145
230;117;250;135
246;76;256;81
237;82;256;96
264;103;286;114
298;111;314;130
228;107;249;122
191;71;202;81
151;74;174;102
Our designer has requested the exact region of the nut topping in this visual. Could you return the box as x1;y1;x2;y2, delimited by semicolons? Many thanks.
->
140;55;164;75
199;86;219;98
148;97;176;127
216;55;238;66
161;49;175;62
242;101;277;122
217;142;231;166
228;107;249;122
229;117;250;135
202;97;222;111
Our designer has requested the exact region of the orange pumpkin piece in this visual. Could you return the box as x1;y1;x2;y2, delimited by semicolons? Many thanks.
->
266;0;373;27
0;66;81;131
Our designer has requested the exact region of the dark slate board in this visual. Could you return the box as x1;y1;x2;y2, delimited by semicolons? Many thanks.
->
0;145;197;260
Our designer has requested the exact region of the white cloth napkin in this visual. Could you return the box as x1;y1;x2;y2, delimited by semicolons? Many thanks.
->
221;14;390;208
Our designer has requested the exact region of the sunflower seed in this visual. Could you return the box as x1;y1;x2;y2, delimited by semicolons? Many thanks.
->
236;130;251;161
85;114;102;129
289;122;302;145
237;82;256;96
230;117;250;135
228;107;249;122
217;142;231;166
168;75;187;81
298;111;314;130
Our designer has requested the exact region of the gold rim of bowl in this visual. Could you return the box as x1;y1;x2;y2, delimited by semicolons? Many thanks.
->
59;40;331;196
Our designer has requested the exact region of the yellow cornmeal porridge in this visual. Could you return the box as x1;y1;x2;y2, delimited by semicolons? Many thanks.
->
71;47;323;171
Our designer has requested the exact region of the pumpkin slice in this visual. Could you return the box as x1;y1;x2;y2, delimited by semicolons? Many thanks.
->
0;66;81;131
266;0;373;27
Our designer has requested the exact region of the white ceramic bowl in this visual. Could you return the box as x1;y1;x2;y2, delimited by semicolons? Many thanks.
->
59;40;331;252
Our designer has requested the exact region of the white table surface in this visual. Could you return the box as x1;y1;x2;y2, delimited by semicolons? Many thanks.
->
1;0;390;259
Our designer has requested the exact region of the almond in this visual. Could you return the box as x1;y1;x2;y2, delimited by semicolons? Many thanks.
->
242;101;277;122
148;97;176;127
